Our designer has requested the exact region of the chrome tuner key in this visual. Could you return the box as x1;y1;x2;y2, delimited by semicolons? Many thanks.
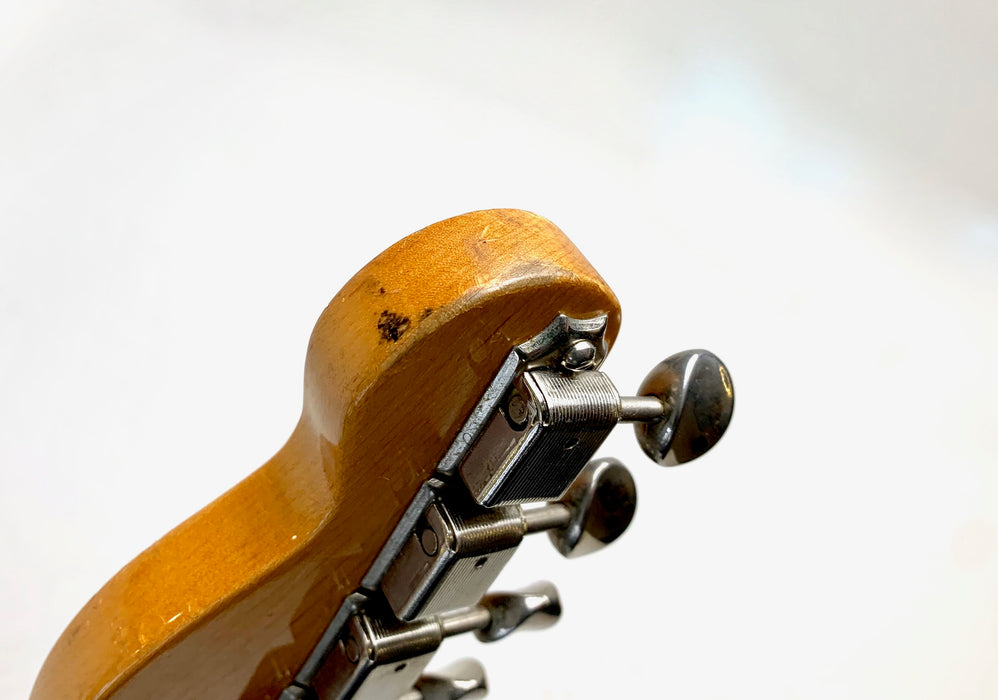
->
624;349;734;466
518;457;637;558
472;581;560;642
540;457;636;558
398;658;488;700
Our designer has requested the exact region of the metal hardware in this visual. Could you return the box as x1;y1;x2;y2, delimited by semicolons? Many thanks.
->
398;658;488;700
284;315;612;696
436;314;610;479
317;583;560;700
283;314;735;700
520;502;571;533
459;370;622;506
282;592;369;698
287;483;444;693
382;497;524;621
561;339;598;371
631;350;735;466
458;349;735;506
362;481;444;590
472;581;560;642
547;457;636;558
314;602;439;700
278;685;312;700
516;314;609;371
435;352;521;478
382;459;637;622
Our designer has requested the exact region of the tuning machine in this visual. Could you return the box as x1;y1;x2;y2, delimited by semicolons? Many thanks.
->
458;345;734;507
314;583;560;700
382;458;637;622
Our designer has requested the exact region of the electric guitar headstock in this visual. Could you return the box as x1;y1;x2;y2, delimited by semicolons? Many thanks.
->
31;209;734;700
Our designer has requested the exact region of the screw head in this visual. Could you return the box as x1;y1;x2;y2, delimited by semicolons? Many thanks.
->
562;339;598;371
419;525;439;557
506;390;529;426
343;635;361;664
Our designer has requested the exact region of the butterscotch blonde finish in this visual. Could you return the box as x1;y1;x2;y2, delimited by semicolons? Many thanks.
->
31;209;621;700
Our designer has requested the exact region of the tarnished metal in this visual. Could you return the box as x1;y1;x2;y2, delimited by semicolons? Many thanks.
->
319;583;560;700
382;497;524;621
435;352;521;478
516;314;609;370
436;314;610;479
285;592;369;695
632;350;735;466
289;315;609;694
548;457;636;558
284;315;735;700
314;600;441;700
459;369;621;506
399;659;488;700
383;455;640;629
521;502;571;533
362;481;444;590
472;582;561;643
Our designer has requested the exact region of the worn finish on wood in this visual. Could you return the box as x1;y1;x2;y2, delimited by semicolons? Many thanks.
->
30;209;621;700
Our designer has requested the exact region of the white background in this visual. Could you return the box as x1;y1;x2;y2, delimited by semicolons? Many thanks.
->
2;2;997;698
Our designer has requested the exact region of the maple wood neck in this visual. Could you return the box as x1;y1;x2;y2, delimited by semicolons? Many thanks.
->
31;209;621;700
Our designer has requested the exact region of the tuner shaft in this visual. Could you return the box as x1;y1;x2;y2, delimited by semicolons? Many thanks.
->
618;395;666;422
521;503;571;533
437;608;491;638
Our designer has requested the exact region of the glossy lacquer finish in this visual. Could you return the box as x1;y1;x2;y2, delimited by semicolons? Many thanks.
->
30;209;621;700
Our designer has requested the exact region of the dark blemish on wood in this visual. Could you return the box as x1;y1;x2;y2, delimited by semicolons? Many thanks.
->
379;287;386;295
378;310;410;342
421;307;433;320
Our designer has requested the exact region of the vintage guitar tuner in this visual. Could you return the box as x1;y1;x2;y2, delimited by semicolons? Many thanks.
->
31;210;734;700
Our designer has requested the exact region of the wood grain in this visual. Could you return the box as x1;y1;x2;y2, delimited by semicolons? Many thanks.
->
30;209;621;700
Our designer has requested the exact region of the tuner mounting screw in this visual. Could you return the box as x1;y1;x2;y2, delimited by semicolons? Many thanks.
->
562;339;598;371
506;390;529;426
419;525;440;557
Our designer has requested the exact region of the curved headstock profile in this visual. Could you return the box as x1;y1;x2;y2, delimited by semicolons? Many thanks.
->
30;210;623;700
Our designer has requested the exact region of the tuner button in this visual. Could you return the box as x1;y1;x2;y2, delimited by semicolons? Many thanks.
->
474;581;561;643
548;457;636;558
411;658;488;700
634;350;734;466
